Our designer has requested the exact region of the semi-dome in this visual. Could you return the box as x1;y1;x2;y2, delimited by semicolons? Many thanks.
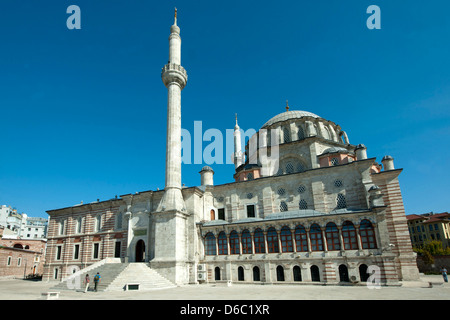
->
261;110;321;129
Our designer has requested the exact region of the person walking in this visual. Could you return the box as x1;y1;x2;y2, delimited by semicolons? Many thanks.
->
440;266;448;283
93;272;101;292
83;274;90;293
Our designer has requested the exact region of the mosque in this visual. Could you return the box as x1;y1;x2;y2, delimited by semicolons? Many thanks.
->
43;10;419;287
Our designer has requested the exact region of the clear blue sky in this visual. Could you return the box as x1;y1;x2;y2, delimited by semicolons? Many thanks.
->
1;0;449;219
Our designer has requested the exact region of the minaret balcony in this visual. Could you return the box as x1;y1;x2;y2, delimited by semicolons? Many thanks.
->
161;63;188;88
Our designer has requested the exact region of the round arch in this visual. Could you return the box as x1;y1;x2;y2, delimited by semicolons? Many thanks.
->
135;239;146;262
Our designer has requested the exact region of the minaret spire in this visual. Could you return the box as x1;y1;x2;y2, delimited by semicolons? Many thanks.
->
174;7;177;25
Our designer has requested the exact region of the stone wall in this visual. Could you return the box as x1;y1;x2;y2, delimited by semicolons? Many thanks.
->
416;255;450;273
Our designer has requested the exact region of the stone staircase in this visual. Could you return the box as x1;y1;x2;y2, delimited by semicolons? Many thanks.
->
51;261;175;292
106;263;176;291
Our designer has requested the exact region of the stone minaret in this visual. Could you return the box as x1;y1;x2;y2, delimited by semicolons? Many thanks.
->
233;114;244;169
152;9;190;285
158;8;188;213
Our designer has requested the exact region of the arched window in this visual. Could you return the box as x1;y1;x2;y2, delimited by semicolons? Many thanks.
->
339;264;350;282
298;125;305;140
285;162;294;174
359;264;369;282
325;222;341;251
311;265;320;282
294;225;308;252
336;193;347;209
310;224;323;251
283;126;291;143
331;157;339;166
253;266;260;281
280;201;288;212
299;199;308;210
267;227;279;253
254;228;265;253
360;220;377;249
218;231;228;255
210;209;216;220
280;226;293;252
76;217;82;233
59;220;65;235
95;215;102;232
241;230;252;254
13;244;23;249
342;221;358;250
215;267;221;281
238;266;245;281
205;233;216;255
293;266;302;281
276;265;285;281
229;231;240;255
116;213;122;230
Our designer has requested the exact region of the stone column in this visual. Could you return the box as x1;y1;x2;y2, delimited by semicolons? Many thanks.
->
322;229;328;252
306;229;312;253
277;229;282;253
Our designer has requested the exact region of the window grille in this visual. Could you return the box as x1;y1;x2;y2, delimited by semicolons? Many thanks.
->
286;162;294;174
299;199;308;210
334;180;343;187
337;194;347;209
298;126;305;140
280;201;288;212
283;127;291;143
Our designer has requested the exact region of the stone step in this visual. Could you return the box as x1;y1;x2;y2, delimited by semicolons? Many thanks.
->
106;263;176;291
51;262;175;292
51;262;129;292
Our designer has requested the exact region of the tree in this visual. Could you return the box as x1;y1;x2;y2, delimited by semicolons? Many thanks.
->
414;240;450;262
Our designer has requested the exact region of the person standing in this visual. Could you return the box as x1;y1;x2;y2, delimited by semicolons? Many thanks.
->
83;274;90;293
93;272;101;292
440;266;448;283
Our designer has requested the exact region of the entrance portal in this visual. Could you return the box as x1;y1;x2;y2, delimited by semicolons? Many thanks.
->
135;240;146;262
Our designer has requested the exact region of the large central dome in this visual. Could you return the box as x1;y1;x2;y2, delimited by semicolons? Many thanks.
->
261;110;321;129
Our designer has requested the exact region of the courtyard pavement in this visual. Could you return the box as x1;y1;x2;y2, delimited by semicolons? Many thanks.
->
0;274;449;301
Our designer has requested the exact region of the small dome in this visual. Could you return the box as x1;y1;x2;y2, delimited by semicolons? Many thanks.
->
199;166;214;173
320;146;348;155
261;110;321;129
